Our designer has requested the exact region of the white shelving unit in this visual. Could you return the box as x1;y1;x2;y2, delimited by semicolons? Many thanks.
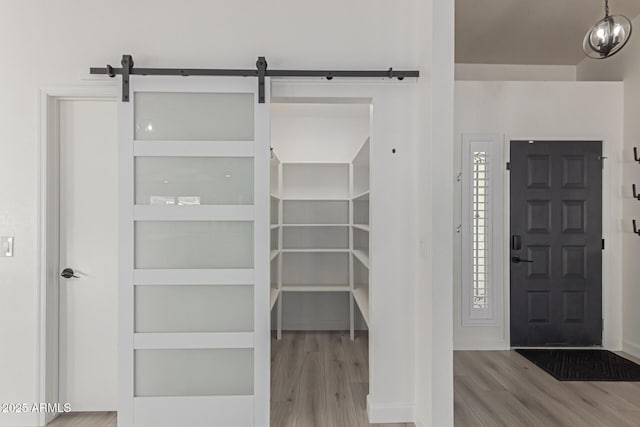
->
270;138;370;340
271;160;354;339
350;138;370;331
270;153;282;317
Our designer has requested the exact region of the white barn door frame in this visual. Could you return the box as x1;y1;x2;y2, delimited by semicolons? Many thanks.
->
118;76;270;427
271;79;418;423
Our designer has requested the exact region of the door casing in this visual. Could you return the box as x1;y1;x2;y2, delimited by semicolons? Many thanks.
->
38;85;119;426
503;136;621;349
271;79;419;423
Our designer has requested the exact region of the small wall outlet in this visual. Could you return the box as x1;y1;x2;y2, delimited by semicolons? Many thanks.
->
1;236;14;257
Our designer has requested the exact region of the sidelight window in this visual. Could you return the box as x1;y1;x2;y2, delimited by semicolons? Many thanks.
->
462;135;501;325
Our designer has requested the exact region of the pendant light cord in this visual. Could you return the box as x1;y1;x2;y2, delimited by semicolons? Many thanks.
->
605;0;609;17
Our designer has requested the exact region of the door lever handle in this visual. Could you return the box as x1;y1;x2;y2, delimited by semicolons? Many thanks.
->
60;268;80;279
512;256;534;264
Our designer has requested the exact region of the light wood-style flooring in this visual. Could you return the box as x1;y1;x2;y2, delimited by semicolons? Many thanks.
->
48;331;411;427
43;343;640;427
454;350;640;427
271;331;412;427
48;412;116;427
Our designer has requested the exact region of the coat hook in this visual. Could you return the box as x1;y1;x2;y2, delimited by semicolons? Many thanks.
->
635;147;640;163
634;184;640;200
634;220;640;235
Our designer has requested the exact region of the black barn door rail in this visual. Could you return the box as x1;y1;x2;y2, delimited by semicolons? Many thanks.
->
90;55;420;103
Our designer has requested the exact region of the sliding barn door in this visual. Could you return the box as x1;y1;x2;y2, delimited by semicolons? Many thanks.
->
118;77;270;427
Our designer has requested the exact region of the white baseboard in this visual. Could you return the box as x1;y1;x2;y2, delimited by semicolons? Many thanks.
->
270;323;367;331
0;412;39;427
623;340;640;359
366;395;414;424
453;340;509;351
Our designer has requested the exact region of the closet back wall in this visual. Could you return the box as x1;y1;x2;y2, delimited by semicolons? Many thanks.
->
271;103;370;330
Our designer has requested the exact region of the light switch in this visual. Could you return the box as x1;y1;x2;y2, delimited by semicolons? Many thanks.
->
1;236;14;257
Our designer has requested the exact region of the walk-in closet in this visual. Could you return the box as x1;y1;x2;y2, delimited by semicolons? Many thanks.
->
269;101;373;425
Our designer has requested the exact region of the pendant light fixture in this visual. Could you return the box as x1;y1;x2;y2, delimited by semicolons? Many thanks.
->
583;0;632;59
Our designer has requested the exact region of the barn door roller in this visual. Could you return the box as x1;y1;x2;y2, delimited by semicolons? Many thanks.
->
90;54;420;103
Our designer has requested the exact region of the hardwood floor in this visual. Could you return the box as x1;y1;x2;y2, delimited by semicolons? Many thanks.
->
271;331;412;427
48;331;412;427
454;350;640;427
48;411;116;427
45;343;640;427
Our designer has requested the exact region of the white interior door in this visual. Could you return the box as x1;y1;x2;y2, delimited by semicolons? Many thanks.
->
59;99;118;411
118;77;270;427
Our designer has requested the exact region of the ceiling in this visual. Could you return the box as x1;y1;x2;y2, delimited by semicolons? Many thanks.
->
456;0;640;65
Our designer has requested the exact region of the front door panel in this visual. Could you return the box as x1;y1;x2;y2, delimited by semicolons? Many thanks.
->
510;140;602;346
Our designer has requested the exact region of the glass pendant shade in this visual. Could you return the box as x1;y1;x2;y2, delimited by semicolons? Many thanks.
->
583;2;632;59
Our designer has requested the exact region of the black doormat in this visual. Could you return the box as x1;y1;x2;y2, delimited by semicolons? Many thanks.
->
515;349;640;381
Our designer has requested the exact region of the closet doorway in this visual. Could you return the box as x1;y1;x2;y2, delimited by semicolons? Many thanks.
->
269;101;372;425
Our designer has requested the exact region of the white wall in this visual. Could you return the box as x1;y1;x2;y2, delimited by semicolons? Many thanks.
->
415;0;455;426
0;2;458;426
577;16;640;359
456;64;577;81
271;103;370;162
270;103;369;330
454;81;624;350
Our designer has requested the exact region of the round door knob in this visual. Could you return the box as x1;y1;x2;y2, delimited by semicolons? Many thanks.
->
60;268;79;279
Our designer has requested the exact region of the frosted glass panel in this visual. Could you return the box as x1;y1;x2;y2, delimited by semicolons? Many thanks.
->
135;157;253;205
135;92;254;141
135;349;253;396
135;285;253;332
135;221;253;269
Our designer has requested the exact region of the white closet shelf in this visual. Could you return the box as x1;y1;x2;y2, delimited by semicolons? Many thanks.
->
352;249;370;268
281;161;351;165
352;224;370;232
282;223;349;227
282;285;350;292
270;249;280;260
352;287;370;327
281;249;350;253
281;197;350;201
270;288;280;310
352;190;370;200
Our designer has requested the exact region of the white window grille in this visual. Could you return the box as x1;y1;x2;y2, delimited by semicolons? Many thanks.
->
462;135;500;325
472;151;489;310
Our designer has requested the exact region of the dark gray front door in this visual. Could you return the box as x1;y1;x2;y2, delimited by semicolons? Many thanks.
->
510;140;603;347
